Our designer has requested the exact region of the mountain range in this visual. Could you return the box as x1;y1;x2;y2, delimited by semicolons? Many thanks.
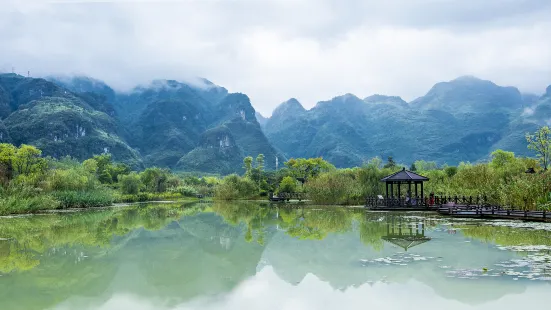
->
261;76;550;167
0;72;548;172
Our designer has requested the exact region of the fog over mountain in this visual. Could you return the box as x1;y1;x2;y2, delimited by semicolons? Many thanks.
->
1;0;550;116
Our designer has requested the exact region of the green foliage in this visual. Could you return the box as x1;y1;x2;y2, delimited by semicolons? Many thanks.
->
140;167;171;193
490;149;516;169
284;157;335;181
526;126;551;170
53;190;114;209
119;172;142;195
243;156;253;177
255;154;264;171
214;174;257;200
0;194;59;216
414;160;438;171
176;185;198;197
383;156;397;169
306;171;360;205
278;176;297;193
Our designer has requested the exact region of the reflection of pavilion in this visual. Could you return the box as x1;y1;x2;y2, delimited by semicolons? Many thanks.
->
381;216;431;251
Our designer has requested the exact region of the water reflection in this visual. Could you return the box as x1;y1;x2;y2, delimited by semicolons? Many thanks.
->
0;202;550;310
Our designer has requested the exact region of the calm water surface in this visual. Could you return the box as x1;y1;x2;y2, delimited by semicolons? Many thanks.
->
1;202;551;310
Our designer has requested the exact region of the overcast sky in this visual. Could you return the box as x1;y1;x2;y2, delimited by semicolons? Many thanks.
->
1;0;550;115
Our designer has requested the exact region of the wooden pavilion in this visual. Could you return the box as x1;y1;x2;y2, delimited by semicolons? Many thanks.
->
381;167;429;200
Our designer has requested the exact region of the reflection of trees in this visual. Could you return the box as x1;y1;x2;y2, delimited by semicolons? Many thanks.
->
0;202;203;274
211;202;276;245
458;224;551;247
213;204;439;252
275;207;352;240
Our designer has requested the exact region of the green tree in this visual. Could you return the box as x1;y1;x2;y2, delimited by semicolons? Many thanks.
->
284;157;335;181
119;172;142;195
140;167;170;193
256;154;265;171
414;160;438;171
243;156;253;178
82;158;98;174
109;163;131;183
13;144;47;176
490;149;515;169
409;162;417;171
278;176;297;193
0;143;16;185
526;126;551;170
383;156;397;169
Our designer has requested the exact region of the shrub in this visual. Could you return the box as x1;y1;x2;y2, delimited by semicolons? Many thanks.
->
119;172;142;195
46;168;97;191
278;176;297;193
306;171;360;205
177;185;198;197
214;174;257;200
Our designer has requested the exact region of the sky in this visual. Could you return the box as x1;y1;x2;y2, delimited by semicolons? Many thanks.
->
1;0;550;116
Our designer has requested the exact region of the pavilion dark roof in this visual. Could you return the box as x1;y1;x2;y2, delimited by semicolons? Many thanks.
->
380;168;429;182
381;236;431;251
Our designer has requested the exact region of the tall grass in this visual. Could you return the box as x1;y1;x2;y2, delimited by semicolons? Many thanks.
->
52;190;114;209
0;195;59;216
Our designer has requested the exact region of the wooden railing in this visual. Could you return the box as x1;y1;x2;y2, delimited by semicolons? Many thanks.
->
365;195;488;208
438;205;549;220
269;192;308;201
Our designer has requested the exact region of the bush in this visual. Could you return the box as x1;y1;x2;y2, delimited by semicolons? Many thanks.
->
306;171;360;205
214;174;257;200
278;176;297;193
119;172;142;195
46;168;97;191
176;185;198;197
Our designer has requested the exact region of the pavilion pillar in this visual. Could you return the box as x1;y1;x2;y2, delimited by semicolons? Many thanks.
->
421;182;424;202
385;182;389;199
397;183;401;198
408;182;412;196
390;183;394;198
415;182;418;197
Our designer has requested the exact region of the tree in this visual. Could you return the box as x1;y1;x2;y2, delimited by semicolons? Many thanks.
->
383;156;396;169
278;176;297;193
284;157;335;181
140;167;170;193
119;172;142;195
13;144;47;176
255;154;265;171
0;143;16;185
490;149;515;169
526;126;551;170
409;163;417;171
82;158;98;174
243;156;253;177
414;160;438;171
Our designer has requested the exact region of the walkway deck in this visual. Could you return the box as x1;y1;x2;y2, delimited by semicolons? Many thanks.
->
437;206;551;222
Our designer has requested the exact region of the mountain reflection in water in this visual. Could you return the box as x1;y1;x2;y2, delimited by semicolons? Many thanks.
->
0;202;550;310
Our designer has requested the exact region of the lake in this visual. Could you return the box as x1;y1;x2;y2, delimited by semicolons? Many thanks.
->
1;202;550;310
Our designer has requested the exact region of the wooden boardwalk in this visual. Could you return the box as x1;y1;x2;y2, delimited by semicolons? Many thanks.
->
437;206;551;222
269;192;308;202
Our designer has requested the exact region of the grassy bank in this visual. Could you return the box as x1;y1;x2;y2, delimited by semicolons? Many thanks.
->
0;144;213;216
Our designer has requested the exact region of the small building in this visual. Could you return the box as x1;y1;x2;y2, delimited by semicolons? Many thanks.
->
381;167;429;199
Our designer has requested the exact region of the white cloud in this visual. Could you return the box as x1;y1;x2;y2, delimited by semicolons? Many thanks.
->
0;0;550;115
522;107;535;116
